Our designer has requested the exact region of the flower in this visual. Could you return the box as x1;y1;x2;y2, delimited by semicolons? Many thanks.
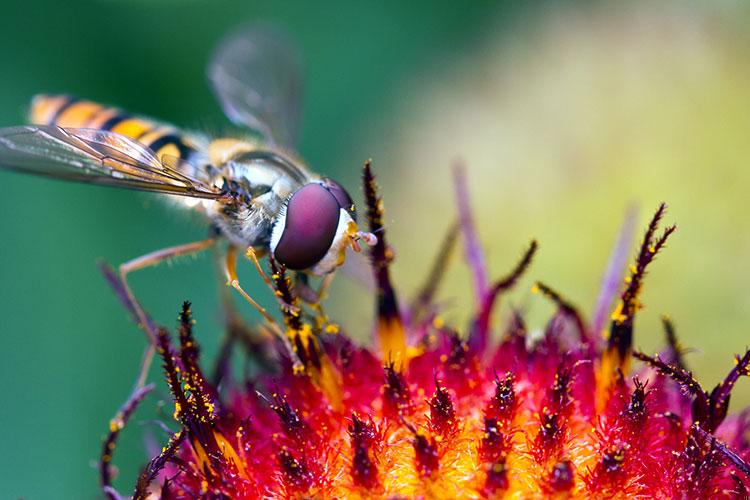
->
100;162;750;499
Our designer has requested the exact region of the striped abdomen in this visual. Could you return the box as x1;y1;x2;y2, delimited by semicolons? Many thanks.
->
30;94;200;162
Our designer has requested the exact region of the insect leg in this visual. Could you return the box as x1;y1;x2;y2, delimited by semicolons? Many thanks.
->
224;247;301;369
223;246;284;333
122;239;217;388
246;247;300;315
119;239;217;348
245;247;275;291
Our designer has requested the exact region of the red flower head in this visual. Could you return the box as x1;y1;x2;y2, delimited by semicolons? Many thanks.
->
100;162;750;499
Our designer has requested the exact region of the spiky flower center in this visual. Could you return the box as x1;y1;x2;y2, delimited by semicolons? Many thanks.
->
100;164;750;499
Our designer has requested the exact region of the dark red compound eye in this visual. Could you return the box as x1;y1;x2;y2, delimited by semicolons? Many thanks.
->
273;183;341;270
321;178;356;221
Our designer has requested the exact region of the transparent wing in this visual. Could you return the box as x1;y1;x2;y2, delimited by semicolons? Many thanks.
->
0;126;224;199
208;23;303;148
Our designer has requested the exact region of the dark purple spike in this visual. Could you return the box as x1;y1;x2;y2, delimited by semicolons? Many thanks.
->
533;282;587;341
471;240;538;352
633;351;709;428
268;257;303;332
484;460;509;494
273;183;340;270
363;160;402;327
100;383;155;499
382;361;412;417
694;425;750;479
177;302;217;414
271;393;309;443
535;409;564;458
661;315;687;370
351;443;379;489
178;301;199;368
156;328;191;423
601;445;627;474
486;373;516;424
506;310;527;339
549;363;573;416
429;378;456;437
608;204;676;363
278;448;313;492
348;413;379;448
411;222;460;320
730;474;749;498
413;430;440;479
480;418;509;463
622;377;648;422
349;414;380;489
679;424;728;495
133;430;185;500
548;460;575;492
446;331;469;368
707;350;750;432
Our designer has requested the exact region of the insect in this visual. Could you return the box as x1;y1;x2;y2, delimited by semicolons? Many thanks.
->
0;25;376;333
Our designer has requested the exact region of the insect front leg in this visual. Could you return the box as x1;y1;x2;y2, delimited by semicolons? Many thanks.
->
245;247;300;315
223;246;301;366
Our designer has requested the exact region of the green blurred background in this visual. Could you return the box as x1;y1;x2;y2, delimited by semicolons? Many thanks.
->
1;1;749;497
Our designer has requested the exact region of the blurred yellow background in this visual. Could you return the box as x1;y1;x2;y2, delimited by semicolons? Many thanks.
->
334;2;750;407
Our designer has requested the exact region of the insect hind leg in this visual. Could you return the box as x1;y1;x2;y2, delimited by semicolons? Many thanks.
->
118;238;216;347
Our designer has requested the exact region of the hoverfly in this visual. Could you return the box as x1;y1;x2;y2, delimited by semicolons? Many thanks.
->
0;25;376;331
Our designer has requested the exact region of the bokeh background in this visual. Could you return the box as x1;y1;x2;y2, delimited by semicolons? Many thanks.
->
1;1;749;497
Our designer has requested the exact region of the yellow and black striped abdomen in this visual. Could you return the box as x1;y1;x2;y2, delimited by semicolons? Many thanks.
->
30;94;199;162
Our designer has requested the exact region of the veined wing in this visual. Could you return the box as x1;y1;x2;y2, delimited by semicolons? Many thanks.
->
208;23;303;149
0;126;224;199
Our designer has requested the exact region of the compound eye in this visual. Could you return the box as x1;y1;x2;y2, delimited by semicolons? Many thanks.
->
321;178;356;221
273;184;340;270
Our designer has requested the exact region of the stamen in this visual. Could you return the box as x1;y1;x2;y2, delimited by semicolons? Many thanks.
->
599;204;676;407
270;393;311;445
428;377;457;437
483;459;509;494
269;257;343;410
693;425;750;478
533;281;586;341
363;160;407;365
485;373;517;424
480;417;510;463
605;203;676;371
453;162;488;303
472;240;538;352
382;361;413;418
706;350;750;432
411;222;459;321
533;409;565;463
549;363;574;416
178;302;217;412
633;351;709;428
622;377;648;422
100;383;155;499
408;425;440;479
278;448;314;493
133;430;185;500
547;460;576;492
348;414;380;489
